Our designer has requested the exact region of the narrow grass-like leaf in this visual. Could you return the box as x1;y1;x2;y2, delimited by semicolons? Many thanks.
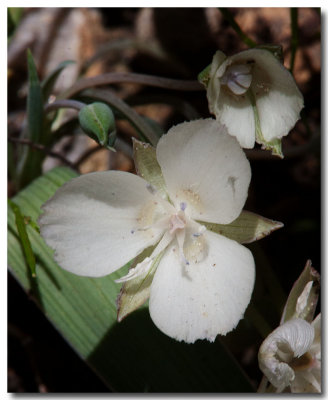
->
8;167;254;392
16;50;45;188
41;60;75;101
8;199;36;278
219;8;257;48
26;49;44;143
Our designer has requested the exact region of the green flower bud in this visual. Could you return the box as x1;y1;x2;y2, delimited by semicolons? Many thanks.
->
78;102;116;151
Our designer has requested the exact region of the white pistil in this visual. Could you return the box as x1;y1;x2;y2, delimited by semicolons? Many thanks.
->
169;212;186;234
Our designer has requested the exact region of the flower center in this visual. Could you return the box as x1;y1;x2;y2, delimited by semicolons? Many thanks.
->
289;351;314;372
169;210;186;234
136;189;208;268
221;63;253;95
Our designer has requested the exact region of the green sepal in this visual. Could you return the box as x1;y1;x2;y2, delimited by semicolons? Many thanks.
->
260;138;282;158
199;210;284;244
280;260;320;324
197;63;212;88
78;102;116;151
133;138;168;199
117;247;163;322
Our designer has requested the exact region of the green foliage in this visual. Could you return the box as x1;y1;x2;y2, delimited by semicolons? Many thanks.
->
7;8;23;37
8;199;36;278
41;60;75;101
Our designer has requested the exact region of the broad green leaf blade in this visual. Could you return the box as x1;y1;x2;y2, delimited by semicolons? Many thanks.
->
8;167;254;392
41;60;75;101
133;138;168;199
280;260;320;324
200;210;284;244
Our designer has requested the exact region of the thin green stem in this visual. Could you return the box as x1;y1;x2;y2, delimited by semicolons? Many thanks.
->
59;72;204;100
44;99;85;114
8;136;76;169
219;8;257;48
290;8;299;73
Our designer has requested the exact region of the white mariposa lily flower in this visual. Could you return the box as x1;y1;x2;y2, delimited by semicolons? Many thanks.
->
205;48;304;156
258;315;321;393
39;118;255;343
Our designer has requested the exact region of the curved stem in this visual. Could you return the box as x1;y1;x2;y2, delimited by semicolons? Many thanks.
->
60;72;204;100
44;99;85;114
8;136;76;170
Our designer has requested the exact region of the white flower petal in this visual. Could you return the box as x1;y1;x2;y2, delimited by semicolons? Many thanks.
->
216;91;255;148
149;230;255;343
231;48;303;142
258;318;315;391
156;119;251;224
39;171;165;277
256;89;303;142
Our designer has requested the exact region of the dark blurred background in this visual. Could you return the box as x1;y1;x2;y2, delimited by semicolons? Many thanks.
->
8;7;321;392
